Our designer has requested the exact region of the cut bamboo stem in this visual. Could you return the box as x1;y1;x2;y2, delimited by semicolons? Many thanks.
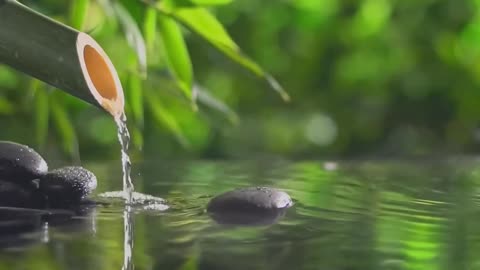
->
0;0;124;117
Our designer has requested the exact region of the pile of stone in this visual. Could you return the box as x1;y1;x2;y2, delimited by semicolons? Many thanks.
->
0;141;97;208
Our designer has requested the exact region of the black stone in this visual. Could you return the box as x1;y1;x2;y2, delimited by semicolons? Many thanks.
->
207;187;293;226
39;166;97;205
0;141;48;187
207;187;293;212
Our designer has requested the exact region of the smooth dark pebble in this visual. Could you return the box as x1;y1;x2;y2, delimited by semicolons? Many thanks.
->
40;166;97;205
207;187;293;212
0;141;48;186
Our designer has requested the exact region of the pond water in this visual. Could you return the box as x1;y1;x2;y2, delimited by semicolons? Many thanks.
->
1;159;480;270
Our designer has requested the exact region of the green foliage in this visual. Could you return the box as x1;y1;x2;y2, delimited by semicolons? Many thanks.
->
192;0;232;5
32;80;49;147
50;93;78;158
3;0;480;158
157;15;193;100
0;97;13;115
156;4;290;101
113;1;148;75
0;0;287;158
127;74;144;126
146;88;189;147
69;0;89;30
142;7;157;51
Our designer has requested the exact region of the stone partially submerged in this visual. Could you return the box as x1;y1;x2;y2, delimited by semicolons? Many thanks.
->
208;187;293;211
207;187;293;226
0;141;99;208
40;166;97;205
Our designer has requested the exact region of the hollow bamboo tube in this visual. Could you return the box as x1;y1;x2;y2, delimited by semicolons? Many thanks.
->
0;0;124;117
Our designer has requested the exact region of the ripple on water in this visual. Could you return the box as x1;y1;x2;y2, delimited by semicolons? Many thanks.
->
97;191;169;212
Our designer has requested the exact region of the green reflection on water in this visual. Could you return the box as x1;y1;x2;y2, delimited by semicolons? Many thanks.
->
0;160;479;270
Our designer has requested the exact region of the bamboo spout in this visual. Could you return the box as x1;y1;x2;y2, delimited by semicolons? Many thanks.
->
0;0;124;117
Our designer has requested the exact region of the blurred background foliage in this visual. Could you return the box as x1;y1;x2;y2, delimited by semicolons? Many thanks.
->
1;0;480;160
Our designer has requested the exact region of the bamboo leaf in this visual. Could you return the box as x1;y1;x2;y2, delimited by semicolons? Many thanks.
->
128;74;144;126
178;254;198;270
112;2;148;76
50;95;78;157
143;7;157;51
158;15;193;100
194;84;238;124
146;90;189;147
190;0;232;5
70;0;90;30
156;6;290;101
0;97;13;115
158;0;232;8
118;0;145;22
131;125;144;150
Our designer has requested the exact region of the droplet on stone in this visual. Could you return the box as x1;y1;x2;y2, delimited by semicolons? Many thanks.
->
40;166;97;205
0;141;48;186
207;187;293;212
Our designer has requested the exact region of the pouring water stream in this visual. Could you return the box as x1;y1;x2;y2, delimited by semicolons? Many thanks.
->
115;112;134;270
115;112;134;204
111;111;167;270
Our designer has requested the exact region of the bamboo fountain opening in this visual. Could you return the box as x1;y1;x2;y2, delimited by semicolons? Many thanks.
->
84;45;117;100
76;33;124;117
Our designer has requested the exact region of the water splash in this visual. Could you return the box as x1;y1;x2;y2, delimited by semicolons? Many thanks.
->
113;112;169;270
98;191;169;211
114;112;134;204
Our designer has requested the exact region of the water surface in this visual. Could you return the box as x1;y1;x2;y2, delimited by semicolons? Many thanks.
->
0;159;479;270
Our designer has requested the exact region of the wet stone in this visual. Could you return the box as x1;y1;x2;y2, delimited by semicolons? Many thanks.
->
40;166;97;205
0;141;48;187
207;187;293;212
207;187;293;226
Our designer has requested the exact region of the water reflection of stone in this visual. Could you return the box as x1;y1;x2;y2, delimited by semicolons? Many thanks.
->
208;208;288;226
0;180;43;208
0;207;43;250
0;204;97;251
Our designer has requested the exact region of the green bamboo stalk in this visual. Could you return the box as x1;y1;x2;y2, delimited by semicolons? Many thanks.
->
0;0;124;117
